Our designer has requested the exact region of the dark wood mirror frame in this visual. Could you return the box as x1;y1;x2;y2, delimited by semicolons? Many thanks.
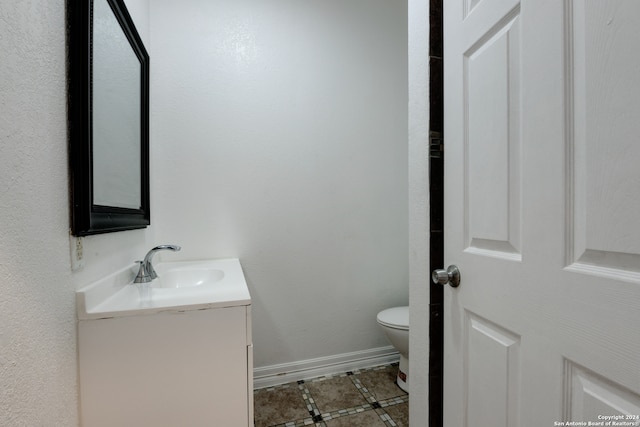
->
68;0;150;236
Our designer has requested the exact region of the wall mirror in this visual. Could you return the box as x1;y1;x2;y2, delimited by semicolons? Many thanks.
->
68;0;150;236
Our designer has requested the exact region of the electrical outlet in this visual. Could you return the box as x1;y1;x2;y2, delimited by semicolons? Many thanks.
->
70;235;85;271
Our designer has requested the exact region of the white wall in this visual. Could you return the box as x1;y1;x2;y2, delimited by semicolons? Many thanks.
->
0;0;409;422
149;0;408;368
0;1;76;424
0;1;151;424
408;0;431;423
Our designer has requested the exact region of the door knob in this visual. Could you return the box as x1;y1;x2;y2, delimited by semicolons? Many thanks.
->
431;265;461;287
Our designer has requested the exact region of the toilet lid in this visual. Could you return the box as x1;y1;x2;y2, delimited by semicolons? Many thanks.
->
377;306;409;330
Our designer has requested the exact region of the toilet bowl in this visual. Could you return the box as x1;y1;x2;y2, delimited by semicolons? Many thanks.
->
376;306;409;393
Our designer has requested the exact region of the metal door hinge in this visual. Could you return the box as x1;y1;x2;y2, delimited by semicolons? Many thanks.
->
430;132;443;158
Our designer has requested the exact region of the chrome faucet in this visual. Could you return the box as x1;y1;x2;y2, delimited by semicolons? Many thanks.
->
134;244;181;283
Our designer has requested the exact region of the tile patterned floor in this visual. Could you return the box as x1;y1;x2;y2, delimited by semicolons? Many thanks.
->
254;363;408;427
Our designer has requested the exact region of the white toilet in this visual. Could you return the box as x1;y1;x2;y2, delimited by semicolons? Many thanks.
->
376;306;409;393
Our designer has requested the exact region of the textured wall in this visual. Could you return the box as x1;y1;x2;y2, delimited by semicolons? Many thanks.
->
0;1;78;424
0;0;410;423
0;1;152;425
149;0;409;369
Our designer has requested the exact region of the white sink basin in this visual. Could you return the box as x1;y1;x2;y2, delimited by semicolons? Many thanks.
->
76;258;251;320
154;262;225;288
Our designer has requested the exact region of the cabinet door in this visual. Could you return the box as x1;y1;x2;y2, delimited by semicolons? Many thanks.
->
79;306;249;427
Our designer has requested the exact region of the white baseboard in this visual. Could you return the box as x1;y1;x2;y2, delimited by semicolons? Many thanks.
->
253;346;400;389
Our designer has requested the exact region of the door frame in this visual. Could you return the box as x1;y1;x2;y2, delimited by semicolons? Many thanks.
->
428;0;444;425
408;0;442;424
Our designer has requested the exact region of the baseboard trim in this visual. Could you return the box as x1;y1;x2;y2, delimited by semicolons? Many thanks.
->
253;346;400;389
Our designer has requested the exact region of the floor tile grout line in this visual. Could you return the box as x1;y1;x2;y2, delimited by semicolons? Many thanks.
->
348;372;404;427
300;381;325;423
257;363;406;427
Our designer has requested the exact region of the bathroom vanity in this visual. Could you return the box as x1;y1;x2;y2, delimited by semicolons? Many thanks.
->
76;259;253;427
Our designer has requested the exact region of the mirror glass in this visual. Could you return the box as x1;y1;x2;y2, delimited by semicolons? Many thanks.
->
92;0;141;209
68;0;150;235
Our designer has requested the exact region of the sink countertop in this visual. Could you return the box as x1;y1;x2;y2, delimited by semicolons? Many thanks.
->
76;258;251;320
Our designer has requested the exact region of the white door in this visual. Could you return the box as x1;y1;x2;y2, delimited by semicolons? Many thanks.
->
442;0;640;426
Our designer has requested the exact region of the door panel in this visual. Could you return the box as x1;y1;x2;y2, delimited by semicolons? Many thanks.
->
565;362;640;422
465;8;521;258
465;312;520;427
566;0;640;279
443;0;640;425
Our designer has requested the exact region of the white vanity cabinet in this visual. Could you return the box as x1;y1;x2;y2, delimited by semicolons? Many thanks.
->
76;259;253;427
79;305;253;426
